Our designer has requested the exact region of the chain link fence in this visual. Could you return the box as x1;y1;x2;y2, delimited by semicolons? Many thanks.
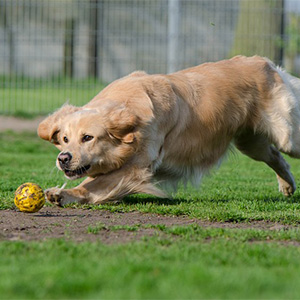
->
0;0;299;115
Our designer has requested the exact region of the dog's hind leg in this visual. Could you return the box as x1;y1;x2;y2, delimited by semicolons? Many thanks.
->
234;131;296;196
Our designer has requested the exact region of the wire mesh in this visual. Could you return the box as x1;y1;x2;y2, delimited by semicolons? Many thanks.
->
0;0;299;115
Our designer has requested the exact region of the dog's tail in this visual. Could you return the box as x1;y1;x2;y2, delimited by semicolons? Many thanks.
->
264;58;300;157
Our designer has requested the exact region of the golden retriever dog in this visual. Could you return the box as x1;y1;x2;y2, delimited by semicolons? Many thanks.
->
38;55;300;206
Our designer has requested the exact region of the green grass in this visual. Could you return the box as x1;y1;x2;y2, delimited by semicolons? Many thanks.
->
0;78;105;116
1;238;300;299
1;131;300;299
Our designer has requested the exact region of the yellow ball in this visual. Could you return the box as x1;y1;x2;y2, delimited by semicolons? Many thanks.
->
14;183;45;213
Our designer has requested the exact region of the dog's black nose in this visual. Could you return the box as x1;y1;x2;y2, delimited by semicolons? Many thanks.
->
58;152;72;168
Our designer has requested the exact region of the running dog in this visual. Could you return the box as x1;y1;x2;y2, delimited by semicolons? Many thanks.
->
38;56;300;206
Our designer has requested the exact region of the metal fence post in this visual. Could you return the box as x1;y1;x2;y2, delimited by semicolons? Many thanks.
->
167;0;180;74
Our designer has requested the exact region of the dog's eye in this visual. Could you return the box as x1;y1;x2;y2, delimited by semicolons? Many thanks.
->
63;136;69;143
82;135;94;143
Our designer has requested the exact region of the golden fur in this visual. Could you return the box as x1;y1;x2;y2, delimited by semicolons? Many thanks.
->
38;55;300;205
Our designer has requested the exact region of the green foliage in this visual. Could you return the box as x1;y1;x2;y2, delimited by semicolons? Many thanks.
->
284;13;300;57
231;0;284;62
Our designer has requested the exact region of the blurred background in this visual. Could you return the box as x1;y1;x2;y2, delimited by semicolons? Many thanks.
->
0;0;300;116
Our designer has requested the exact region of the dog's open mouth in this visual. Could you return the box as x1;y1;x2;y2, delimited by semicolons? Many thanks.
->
64;165;91;178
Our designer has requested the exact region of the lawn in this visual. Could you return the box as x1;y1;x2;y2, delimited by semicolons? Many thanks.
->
0;79;105;116
1;131;300;299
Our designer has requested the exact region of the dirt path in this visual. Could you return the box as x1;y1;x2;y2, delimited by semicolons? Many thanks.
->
0;207;291;243
0;116;45;132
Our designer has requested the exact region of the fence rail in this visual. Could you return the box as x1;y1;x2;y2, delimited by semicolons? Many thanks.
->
0;0;300;115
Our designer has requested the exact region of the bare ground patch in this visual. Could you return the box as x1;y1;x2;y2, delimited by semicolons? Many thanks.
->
0;116;45;132
0;206;295;243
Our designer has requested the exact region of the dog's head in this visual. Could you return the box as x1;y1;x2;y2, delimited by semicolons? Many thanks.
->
38;100;150;180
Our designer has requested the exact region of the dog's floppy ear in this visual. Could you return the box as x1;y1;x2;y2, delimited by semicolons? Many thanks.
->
105;106;141;144
38;104;79;145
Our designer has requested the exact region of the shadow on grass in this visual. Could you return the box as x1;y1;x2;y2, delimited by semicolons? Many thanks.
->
122;193;300;205
122;195;188;206
49;191;300;213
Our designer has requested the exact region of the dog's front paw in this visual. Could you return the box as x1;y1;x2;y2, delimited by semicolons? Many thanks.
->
45;188;64;207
